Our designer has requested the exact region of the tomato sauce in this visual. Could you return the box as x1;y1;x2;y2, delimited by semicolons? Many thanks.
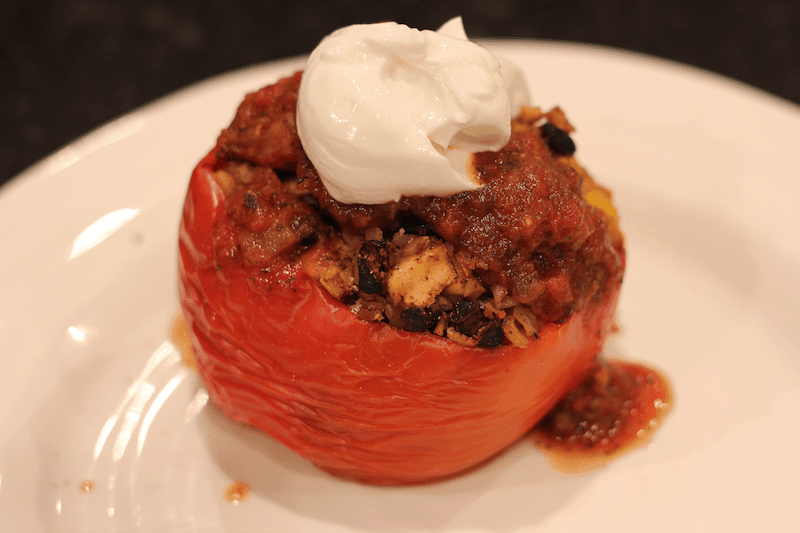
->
224;481;251;504
531;359;672;472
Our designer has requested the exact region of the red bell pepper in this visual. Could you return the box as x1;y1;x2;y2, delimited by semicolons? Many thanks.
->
178;146;622;485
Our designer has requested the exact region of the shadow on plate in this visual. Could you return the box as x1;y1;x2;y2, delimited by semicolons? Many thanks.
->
198;400;596;532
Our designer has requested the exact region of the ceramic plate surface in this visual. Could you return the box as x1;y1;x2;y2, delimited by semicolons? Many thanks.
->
1;42;799;532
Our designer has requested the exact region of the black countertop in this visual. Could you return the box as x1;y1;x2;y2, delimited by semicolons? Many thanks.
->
2;0;799;188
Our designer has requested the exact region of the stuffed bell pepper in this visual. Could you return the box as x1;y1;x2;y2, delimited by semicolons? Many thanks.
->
178;19;626;485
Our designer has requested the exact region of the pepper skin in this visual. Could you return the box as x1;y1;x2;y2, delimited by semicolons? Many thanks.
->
178;148;622;485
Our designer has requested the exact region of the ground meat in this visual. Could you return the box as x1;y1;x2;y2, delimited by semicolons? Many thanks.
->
211;162;325;271
209;72;624;347
217;71;303;170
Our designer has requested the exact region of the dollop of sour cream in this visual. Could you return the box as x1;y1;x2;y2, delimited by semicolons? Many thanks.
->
296;17;529;204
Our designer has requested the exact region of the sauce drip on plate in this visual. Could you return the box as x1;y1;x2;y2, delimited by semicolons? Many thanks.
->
531;359;672;472
224;481;251;504
171;313;196;372
78;480;96;493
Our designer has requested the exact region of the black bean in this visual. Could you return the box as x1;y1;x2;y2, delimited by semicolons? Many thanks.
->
540;123;576;156
356;240;389;294
357;263;383;294
449;300;481;323
400;212;433;235
477;321;505;348
451;305;489;338
399;307;441;332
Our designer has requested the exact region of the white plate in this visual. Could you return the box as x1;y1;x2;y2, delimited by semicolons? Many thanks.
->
1;42;799;532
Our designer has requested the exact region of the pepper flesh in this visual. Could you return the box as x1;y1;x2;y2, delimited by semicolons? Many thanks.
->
178;149;622;485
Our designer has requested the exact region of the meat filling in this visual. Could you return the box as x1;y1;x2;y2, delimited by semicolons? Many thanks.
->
209;73;624;348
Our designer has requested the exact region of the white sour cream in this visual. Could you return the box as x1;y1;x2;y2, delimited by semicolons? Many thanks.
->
296;17;529;204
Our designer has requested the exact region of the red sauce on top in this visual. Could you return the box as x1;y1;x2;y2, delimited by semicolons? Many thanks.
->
212;72;625;328
531;359;672;472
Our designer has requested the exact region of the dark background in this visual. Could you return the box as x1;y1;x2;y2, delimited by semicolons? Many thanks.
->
2;0;799;189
